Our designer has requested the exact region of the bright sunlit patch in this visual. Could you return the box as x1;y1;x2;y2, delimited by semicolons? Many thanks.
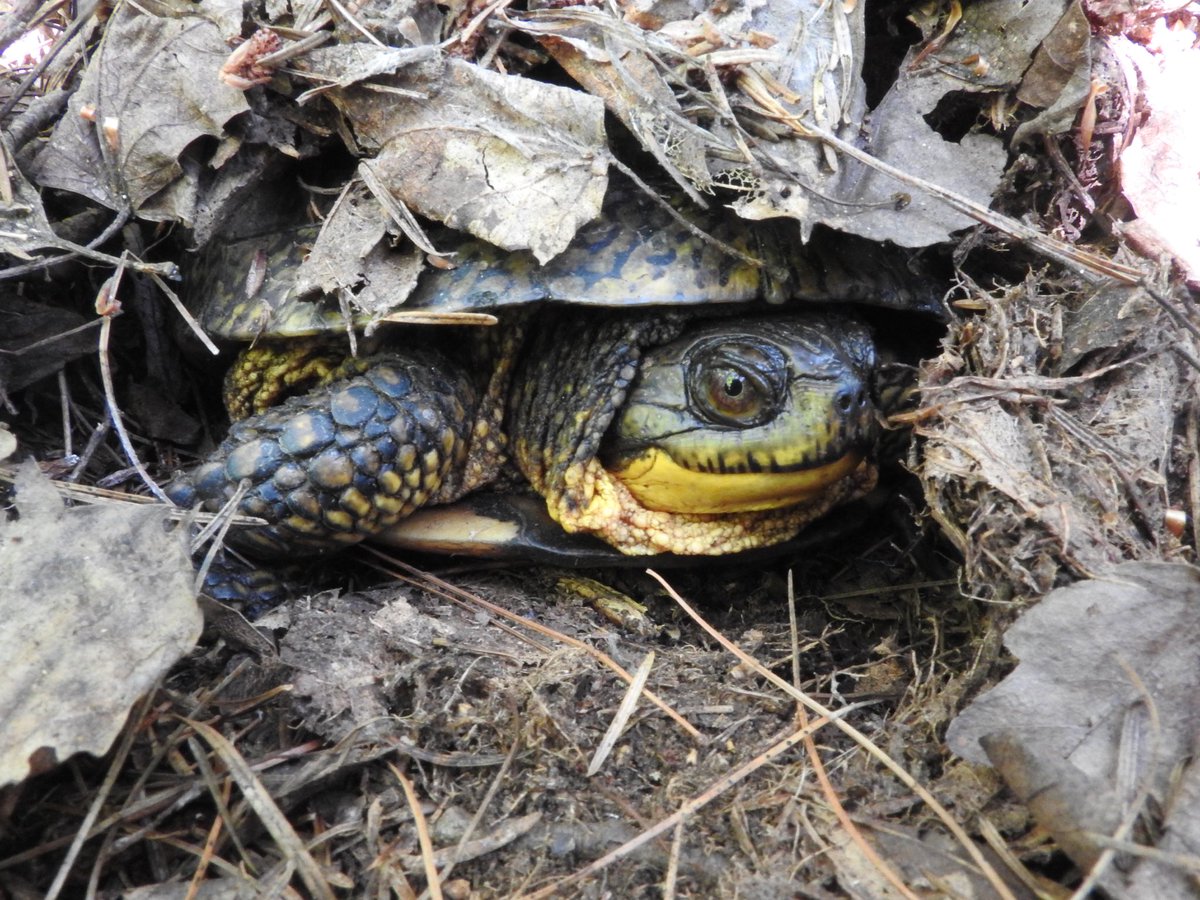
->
0;24;53;73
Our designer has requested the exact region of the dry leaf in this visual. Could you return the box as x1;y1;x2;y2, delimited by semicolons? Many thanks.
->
0;463;200;787
747;0;1072;245
534;13;711;197
326;58;608;264
291;42;439;103
0;135;82;258
0;296;93;394
948;562;1200;894
292;182;391;297
1015;0;1092;124
31;0;249;220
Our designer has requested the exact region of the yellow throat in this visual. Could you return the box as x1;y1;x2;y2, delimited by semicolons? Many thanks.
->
610;448;867;514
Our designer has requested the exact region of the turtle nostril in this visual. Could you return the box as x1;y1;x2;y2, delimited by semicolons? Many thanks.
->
835;389;854;414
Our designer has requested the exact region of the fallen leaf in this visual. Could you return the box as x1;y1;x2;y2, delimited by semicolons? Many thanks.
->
0;463;200;787
0;135;81;258
30;0;249;220
746;0;1070;245
0;295;93;393
535;15;711;197
325;57;608;264
1011;0;1093;143
948;562;1200;892
292;182;391;298
291;42;439;103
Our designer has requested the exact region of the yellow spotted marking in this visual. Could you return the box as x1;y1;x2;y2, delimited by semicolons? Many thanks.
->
309;454;354;489
284;515;324;535
422;449;441;475
373;495;405;514
324;509;353;531
340;487;373;518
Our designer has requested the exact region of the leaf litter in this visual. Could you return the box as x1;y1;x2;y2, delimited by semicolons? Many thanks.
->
0;462;199;788
0;0;1198;896
948;563;1200;897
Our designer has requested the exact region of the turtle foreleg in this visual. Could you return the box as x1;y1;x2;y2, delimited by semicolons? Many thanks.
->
168;351;477;557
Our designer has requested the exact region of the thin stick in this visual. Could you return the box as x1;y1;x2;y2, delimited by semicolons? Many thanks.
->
44;693;155;900
524;715;843;898
390;764;444;900
96;271;172;503
586;650;655;776
367;553;702;741
648;569;1019;900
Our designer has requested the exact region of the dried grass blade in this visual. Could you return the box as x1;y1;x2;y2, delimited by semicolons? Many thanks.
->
586;650;655;776
188;719;337;900
388;764;443;900
648;569;1019;900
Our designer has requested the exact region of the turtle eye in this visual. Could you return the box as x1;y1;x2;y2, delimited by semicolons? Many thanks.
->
700;366;763;423
687;338;786;428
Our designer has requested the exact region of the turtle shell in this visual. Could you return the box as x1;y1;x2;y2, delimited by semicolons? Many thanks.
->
194;186;942;342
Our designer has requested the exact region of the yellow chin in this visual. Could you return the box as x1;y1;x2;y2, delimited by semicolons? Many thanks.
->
610;448;866;514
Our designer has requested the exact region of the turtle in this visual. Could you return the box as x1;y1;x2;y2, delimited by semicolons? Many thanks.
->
167;184;940;567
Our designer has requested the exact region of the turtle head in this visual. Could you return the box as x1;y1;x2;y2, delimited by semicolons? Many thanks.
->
602;315;880;515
